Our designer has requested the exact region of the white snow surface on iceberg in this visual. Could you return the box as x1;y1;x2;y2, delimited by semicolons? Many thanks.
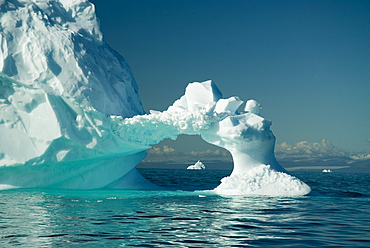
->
0;0;310;196
214;165;311;196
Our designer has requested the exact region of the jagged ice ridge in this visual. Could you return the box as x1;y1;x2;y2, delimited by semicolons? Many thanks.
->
0;0;310;196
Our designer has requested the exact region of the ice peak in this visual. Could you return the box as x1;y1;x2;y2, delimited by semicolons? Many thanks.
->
0;0;143;117
1;0;101;38
245;99;262;114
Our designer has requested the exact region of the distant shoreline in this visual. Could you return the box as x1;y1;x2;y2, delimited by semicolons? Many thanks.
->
137;162;370;173
137;162;233;170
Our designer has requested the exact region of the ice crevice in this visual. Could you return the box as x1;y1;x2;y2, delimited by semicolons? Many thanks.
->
0;0;310;196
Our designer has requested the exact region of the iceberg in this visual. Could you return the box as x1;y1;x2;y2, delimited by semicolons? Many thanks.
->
0;0;311;196
0;0;151;190
187;161;205;170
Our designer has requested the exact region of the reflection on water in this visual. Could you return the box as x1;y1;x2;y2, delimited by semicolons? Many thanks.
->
1;172;370;247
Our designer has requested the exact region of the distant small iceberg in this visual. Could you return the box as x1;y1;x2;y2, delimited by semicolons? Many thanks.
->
322;169;332;173
187;161;205;170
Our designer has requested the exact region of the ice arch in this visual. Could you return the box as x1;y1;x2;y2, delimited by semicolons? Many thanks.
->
116;80;311;196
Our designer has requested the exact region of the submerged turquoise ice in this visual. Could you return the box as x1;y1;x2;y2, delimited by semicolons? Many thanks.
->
0;0;310;195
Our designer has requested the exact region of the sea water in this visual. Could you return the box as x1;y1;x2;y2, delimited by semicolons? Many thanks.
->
1;169;369;247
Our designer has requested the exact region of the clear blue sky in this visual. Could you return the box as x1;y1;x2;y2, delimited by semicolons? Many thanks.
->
90;0;370;152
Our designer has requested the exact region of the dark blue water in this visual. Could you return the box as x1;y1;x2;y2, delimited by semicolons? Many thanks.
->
1;169;369;247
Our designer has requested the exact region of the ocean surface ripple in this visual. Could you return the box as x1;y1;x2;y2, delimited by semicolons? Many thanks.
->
1;170;369;247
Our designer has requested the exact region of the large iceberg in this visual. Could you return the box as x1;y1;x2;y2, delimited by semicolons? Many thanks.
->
0;0;310;195
0;0;150;190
